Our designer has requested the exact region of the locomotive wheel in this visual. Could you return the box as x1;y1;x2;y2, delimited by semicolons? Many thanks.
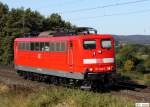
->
16;70;23;76
80;80;92;90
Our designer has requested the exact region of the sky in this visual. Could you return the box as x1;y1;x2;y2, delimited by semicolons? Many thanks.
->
1;0;150;35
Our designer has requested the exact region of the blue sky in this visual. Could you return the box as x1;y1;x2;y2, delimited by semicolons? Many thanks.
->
1;0;150;35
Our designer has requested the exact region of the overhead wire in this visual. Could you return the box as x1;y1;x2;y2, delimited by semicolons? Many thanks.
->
71;9;150;21
59;0;150;14
36;0;87;9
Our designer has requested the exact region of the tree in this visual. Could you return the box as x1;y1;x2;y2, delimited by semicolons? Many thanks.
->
49;13;62;28
44;13;73;30
0;2;9;33
25;9;44;32
4;8;25;34
3;7;45;36
63;21;72;29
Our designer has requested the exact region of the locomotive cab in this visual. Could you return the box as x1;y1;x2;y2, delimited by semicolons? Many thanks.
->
80;35;116;80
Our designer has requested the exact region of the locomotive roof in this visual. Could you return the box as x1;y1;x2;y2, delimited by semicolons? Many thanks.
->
37;27;98;37
15;34;114;42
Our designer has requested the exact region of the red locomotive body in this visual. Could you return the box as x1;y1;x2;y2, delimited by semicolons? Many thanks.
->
14;34;116;81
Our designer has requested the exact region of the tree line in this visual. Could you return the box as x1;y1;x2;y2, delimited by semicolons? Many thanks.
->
116;44;150;74
0;2;74;65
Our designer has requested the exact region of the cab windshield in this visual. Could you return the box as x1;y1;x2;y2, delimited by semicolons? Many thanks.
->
101;39;112;49
83;40;96;50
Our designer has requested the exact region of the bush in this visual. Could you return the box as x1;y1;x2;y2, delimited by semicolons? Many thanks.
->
136;64;146;74
144;74;150;81
124;60;134;72
144;56;150;73
144;74;150;86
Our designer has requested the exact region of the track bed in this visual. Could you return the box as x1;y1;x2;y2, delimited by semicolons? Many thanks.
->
0;65;149;102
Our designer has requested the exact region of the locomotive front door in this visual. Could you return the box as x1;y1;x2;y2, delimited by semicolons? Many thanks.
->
68;41;74;72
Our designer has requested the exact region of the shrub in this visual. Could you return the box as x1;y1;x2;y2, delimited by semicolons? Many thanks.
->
124;60;134;72
136;64;146;74
144;74;150;81
144;74;150;86
144;56;150;73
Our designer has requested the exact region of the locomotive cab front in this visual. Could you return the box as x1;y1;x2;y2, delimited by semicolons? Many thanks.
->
80;35;116;80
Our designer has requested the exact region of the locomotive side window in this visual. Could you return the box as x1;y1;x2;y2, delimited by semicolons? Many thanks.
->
25;42;30;50
101;39;112;49
18;42;25;50
83;40;96;50
50;41;67;52
34;42;40;51
23;42;26;50
18;41;66;52
18;42;30;50
60;41;67;52
50;42;55;52
18;42;22;50
56;42;60;51
30;42;50;52
40;42;44;51
30;42;34;51
44;42;50;52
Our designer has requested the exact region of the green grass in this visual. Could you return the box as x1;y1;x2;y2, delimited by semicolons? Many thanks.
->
0;83;134;107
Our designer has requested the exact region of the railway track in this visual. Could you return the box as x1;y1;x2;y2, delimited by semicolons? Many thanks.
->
0;65;50;90
0;65;149;102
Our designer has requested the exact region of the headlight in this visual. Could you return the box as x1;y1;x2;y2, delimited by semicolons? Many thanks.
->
107;66;111;70
88;68;93;72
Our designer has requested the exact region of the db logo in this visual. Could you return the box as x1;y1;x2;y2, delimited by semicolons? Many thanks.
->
38;54;41;59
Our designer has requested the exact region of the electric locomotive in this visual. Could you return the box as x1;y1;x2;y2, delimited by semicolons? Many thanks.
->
14;27;116;89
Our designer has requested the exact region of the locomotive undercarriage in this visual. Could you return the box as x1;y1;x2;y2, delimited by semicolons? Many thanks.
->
82;72;116;90
16;70;116;90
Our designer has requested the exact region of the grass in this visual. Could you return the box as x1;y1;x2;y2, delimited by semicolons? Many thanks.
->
0;83;30;107
0;83;134;107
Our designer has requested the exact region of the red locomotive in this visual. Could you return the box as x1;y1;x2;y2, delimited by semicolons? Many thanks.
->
14;27;116;89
